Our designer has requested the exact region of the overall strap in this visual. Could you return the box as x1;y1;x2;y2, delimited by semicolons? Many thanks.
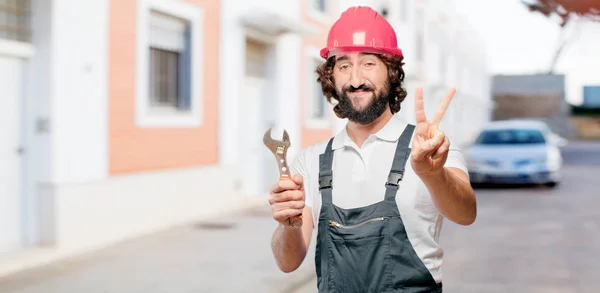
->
384;124;415;201
318;138;335;205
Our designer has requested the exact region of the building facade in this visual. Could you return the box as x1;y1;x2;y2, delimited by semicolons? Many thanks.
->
0;0;491;274
492;74;574;137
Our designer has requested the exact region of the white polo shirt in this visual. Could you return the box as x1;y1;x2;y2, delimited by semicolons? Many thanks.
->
289;114;468;283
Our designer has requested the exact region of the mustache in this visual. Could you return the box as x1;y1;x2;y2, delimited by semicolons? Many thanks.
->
345;84;374;93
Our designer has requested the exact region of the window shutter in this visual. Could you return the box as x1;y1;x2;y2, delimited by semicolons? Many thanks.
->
149;11;187;52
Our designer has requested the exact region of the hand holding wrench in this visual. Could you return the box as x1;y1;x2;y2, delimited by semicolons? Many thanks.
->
263;128;303;228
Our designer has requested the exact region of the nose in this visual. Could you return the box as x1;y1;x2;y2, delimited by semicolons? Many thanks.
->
350;67;365;88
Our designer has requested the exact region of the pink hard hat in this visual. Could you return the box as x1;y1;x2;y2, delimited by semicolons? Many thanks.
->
320;6;403;59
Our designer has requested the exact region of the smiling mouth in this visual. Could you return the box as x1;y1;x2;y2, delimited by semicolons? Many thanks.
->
348;90;372;97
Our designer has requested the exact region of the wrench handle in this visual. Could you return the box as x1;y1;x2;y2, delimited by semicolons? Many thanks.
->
280;176;303;230
273;148;291;179
274;149;301;221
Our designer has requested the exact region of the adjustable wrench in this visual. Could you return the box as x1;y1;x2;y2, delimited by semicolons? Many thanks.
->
263;128;303;228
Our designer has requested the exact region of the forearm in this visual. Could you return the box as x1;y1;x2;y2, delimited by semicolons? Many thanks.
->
270;224;307;272
419;167;477;225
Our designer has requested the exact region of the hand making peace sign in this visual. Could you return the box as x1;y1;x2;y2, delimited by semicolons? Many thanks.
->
410;88;456;177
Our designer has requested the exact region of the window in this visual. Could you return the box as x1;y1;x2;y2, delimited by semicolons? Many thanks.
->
313;0;327;13
311;60;327;119
149;11;191;111
136;0;204;127
0;0;31;42
308;0;331;24
475;129;546;145
306;52;329;128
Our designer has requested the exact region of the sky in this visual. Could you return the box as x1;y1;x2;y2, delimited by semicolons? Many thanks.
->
453;0;600;105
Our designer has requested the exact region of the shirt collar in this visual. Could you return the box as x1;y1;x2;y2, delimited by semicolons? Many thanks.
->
331;114;410;150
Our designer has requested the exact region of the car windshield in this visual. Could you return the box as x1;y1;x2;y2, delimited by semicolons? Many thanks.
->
475;129;546;145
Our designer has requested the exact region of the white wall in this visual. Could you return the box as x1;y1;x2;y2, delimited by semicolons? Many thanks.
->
0;53;27;254
20;0;54;246
274;34;303;164
219;0;307;193
218;0;244;167
50;0;109;184
246;0;302;21
219;0;302;167
39;164;253;251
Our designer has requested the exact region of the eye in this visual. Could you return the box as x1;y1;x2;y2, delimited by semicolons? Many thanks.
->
338;64;350;71
364;62;376;67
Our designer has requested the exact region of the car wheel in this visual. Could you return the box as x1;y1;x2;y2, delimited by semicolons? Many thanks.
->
545;181;558;188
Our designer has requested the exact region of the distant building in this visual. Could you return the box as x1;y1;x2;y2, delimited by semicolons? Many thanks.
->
492;74;574;136
583;86;600;108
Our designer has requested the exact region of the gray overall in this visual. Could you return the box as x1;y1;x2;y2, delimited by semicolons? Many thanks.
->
315;124;443;293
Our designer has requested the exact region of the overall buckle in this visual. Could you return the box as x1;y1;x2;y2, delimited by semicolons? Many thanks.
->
319;172;333;190
386;170;404;187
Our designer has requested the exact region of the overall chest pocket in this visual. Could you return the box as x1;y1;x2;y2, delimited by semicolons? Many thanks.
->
327;217;392;293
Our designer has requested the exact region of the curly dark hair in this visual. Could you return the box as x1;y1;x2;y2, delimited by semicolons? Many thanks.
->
315;54;407;119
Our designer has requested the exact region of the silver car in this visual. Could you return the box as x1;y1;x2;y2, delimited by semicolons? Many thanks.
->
465;120;566;187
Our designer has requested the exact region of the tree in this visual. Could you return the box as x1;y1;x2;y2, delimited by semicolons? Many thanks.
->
521;0;600;73
522;0;600;26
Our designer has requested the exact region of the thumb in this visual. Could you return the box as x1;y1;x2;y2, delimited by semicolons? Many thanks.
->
291;173;304;189
422;132;445;155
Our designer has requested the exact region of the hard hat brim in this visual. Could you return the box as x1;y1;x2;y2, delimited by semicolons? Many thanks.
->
320;46;403;60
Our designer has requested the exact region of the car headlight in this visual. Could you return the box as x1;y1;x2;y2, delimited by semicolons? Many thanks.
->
546;149;562;170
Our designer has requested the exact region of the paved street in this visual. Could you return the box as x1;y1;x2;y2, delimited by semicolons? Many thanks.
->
0;203;318;293
294;140;600;292
439;140;600;292
0;140;598;293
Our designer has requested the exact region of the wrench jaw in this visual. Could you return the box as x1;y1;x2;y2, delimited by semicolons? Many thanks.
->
263;128;292;179
282;129;290;143
263;128;291;145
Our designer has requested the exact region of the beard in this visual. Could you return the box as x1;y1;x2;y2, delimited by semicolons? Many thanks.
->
336;82;393;125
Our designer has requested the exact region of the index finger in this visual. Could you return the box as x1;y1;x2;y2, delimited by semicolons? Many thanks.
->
270;178;300;194
414;88;427;123
432;88;456;125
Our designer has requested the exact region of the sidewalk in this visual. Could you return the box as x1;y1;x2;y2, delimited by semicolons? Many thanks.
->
289;277;317;293
0;203;318;293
